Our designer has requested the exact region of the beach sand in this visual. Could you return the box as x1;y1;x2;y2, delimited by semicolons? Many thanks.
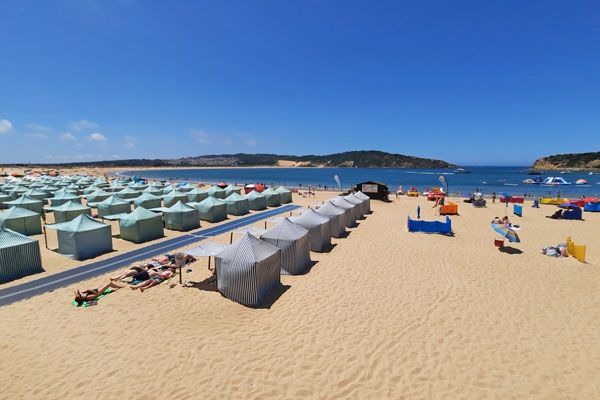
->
1;192;599;399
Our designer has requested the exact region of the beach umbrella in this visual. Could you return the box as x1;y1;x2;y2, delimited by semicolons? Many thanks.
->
491;224;520;243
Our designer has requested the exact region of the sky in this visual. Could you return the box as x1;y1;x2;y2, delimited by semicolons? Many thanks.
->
1;0;599;166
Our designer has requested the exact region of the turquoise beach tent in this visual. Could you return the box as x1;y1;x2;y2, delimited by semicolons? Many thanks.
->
133;192;163;209
49;191;81;207
190;196;228;222
187;188;209;203
0;206;43;235
162;190;189;208
96;195;131;218
50;201;92;223
0;227;43;283
207;185;227;199
262;188;281;207
0;193;14;209
85;189;112;204
4;195;44;214
224;185;242;197
23;188;49;203
116;186;141;200
245;190;267;211
223;193;250;216
275;187;293;204
46;214;113;260
117;206;164;243
162;201;200;231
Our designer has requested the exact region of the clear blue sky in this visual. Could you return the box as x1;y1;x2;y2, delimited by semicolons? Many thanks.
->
1;0;599;165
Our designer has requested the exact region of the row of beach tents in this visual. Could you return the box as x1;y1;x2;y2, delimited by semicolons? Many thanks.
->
204;191;371;307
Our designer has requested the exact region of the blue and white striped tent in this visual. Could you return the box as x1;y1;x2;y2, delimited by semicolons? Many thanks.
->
343;193;366;219
0;227;43;283
215;233;281;307
290;208;332;252
316;202;346;238
329;196;357;228
261;218;311;275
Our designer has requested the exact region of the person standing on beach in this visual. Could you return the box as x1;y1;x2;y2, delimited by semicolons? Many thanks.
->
492;192;496;203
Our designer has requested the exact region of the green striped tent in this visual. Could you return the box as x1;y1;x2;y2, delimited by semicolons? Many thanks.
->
45;214;113;260
50;201;92;223
0;227;43;283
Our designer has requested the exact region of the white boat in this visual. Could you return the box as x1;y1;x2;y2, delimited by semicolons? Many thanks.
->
453;167;471;174
542;176;571;185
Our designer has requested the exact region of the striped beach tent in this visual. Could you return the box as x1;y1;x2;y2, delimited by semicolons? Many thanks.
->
50;200;92;223
0;206;43;235
275;186;293;204
245;190;267;211
190;196;228;222
343;193;366;219
290;208;332;252
262;188;281;207
223;193;250;216
316;202;347;238
45;214;113;260
330;196;357;227
261;218;311;275
215;233;281;307
0;227;43;283
353;191;371;213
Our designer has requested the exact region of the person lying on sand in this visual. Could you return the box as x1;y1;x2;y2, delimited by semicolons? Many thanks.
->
74;281;124;305
491;217;502;224
110;264;153;281
131;268;176;292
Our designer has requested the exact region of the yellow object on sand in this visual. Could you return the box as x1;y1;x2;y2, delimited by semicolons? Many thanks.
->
540;197;566;205
407;191;418;197
566;236;586;263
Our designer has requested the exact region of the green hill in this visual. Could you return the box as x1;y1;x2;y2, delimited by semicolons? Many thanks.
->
532;152;600;170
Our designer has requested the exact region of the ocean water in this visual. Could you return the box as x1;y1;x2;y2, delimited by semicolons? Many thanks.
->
120;167;600;198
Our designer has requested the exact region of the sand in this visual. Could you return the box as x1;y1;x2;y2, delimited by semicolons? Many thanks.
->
1;192;599;399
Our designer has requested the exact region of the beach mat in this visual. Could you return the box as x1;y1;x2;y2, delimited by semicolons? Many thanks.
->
71;288;114;308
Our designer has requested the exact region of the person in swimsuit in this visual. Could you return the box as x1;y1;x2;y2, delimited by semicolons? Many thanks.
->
110;264;152;281
131;268;176;292
74;281;124;305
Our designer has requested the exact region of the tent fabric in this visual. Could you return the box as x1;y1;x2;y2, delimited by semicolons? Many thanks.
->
190;197;228;222
562;207;583;220
162;190;189;208
343;194;366;219
224;185;243;197
183;241;227;257
330;197;357;227
118;206;164;243
215;233;281;307
262;188;282;207
133;192;163;209
85;189;112;204
261;218;311;275
50;201;92;223
223;193;250;216
245;190;267;211
163;201;200;231
97;196;131;218
4;195;44;214
289;209;332;252
275;187;293;204
46;214;113;260
142;186;164;196
353;191;372;213
23;188;49;203
0;227;43;283
0;206;42;235
187;188;209;203
315;202;346;238
0;193;14;209
116;187;141;199
584;202;600;212
49;191;81;207
207;185;227;199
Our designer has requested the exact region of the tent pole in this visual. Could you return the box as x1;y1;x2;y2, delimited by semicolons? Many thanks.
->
43;227;49;249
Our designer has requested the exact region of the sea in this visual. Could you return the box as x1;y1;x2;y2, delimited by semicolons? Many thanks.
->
119;166;600;198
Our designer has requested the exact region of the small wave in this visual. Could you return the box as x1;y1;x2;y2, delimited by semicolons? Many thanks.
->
404;171;454;175
504;183;518;186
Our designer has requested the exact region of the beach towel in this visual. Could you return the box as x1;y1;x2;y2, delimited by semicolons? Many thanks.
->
71;288;114;307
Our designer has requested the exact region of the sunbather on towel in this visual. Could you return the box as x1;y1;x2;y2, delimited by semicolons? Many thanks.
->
110;264;153;281
74;281;124;305
131;268;176;292
548;209;563;219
